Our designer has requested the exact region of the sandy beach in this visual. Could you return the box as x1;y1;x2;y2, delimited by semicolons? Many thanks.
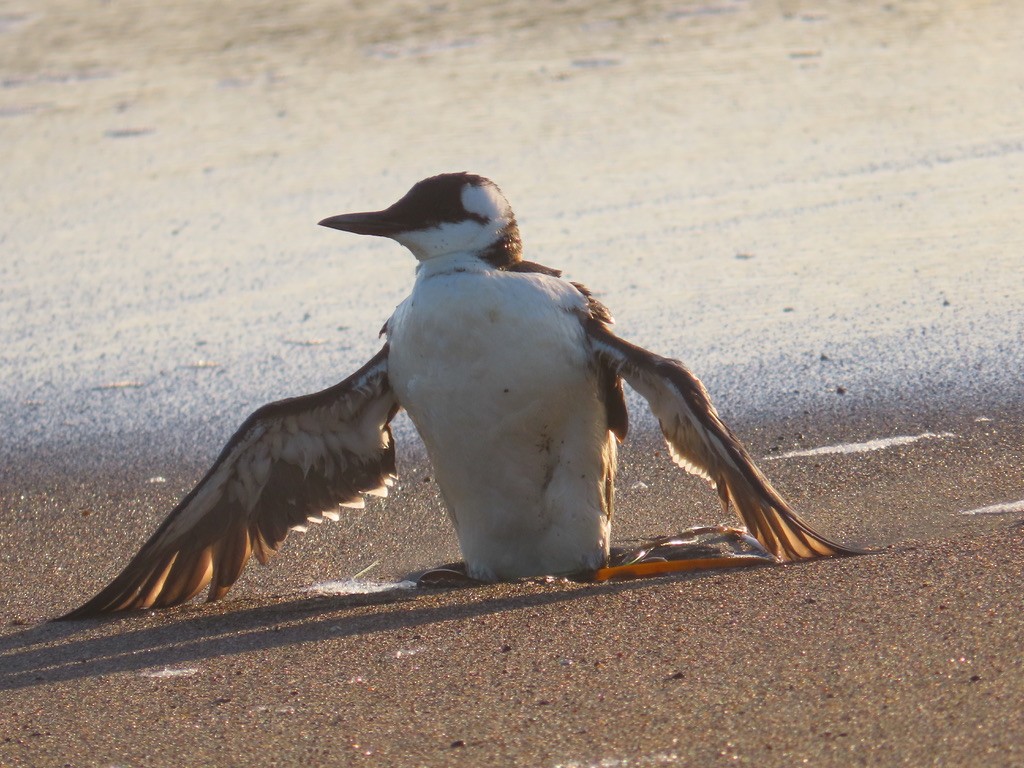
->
3;407;1023;766
2;1;1023;766
2;407;1024;766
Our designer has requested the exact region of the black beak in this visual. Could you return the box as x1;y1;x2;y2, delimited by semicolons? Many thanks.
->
318;210;404;238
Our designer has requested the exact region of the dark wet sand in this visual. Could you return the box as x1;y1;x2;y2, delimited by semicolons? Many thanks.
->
2;403;1022;767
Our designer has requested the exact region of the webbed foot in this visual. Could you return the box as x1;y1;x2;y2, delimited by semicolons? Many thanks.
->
588;525;776;582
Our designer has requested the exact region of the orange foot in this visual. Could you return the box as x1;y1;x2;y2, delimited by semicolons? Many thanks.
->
589;525;776;582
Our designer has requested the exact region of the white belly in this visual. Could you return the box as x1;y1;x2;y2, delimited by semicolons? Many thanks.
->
387;262;614;578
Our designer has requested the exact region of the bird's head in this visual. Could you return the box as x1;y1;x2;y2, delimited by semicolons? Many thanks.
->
319;172;522;267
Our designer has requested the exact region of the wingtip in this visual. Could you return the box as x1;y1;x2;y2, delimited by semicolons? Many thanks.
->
53;599;117;622
53;608;87;622
757;509;867;563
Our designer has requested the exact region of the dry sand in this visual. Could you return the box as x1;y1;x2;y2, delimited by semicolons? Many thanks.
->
2;1;1023;766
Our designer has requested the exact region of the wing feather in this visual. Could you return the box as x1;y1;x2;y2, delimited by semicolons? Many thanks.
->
585;319;861;562
60;346;399;619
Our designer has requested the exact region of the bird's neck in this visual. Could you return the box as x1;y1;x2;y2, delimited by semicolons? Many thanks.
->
412;223;523;279
414;251;495;281
476;225;523;269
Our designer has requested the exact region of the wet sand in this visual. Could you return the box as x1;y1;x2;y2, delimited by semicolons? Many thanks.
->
3;0;1024;765
2;405;1023;766
3;535;1024;767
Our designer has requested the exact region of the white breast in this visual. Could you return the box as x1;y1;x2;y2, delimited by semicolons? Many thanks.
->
386;257;615;578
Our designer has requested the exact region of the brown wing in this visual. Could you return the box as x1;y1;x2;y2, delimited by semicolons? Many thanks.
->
584;319;861;562
60;346;400;619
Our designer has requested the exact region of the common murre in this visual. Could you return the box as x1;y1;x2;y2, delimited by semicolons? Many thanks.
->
61;172;860;619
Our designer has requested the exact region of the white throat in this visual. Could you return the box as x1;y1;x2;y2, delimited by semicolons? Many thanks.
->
394;220;499;262
393;181;513;262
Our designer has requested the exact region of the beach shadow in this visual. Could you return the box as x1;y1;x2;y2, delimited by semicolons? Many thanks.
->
0;578;669;691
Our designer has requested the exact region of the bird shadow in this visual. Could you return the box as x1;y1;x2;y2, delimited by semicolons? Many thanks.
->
0;577;680;692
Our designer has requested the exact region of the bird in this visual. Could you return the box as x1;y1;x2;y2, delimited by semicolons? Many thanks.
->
60;172;860;619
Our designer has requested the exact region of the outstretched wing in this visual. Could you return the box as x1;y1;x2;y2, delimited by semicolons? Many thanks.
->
60;346;400;619
584;319;861;562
